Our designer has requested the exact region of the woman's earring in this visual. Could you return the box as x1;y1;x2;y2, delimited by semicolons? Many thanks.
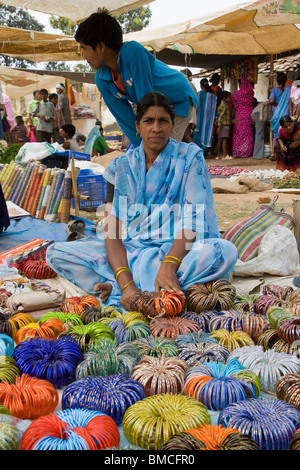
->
136;132;140;139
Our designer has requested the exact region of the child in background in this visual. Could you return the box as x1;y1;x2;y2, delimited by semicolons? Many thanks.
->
11;116;30;143
32;89;55;143
59;124;81;152
216;91;235;160
49;93;65;143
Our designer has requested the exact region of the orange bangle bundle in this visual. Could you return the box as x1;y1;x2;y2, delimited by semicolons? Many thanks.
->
15;318;65;344
62;295;100;316
155;291;185;317
0;373;58;420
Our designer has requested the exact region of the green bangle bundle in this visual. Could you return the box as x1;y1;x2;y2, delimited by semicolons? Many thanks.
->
132;336;179;358
0;422;20;450
123;393;211;450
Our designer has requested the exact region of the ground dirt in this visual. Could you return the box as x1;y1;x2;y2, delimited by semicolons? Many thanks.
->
206;156;298;232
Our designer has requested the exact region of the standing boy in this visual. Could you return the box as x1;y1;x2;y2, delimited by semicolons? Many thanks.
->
49;93;65;143
32;89;55;143
74;8;197;147
216;91;235;160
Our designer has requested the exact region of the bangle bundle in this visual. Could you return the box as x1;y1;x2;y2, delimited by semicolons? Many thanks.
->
0;422;20;450
254;295;283;315
150;315;200;340
0;356;20;384
130;291;185;319
132;336;179;358
276;373;300;410
176;331;218;348
8;313;35;341
99;311;150;343
218;397;300;450
0;333;14;356
240;313;269;341
181;310;218;331
229;345;300;393
277;318;300;343
267;306;297;329
21;408;120;450
59;322;114;351
75;338;139;379
62;373;145;425
178;342;230;366
131;355;189;396
210;329;254;352
263;283;294;300
208;310;243;333
233;294;259;315
0;312;13;336
123;393;211;450
62;295;100;316
162;424;260;451
185;279;236;314
290;428;300;450
0;373;58;419
21;260;57;279
184;359;259;411
39;311;84;326
12;337;83;389
15;318;65;344
256;326;280;349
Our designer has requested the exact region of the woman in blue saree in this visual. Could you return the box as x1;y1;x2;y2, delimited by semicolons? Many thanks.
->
46;92;237;310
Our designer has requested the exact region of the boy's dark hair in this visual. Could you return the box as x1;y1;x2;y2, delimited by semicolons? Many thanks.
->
61;124;76;138
74;8;123;51
136;92;175;125
33;89;40;97
39;88;48;94
49;93;58;101
222;91;231;100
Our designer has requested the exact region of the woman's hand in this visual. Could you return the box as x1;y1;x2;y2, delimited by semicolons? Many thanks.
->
289;141;300;149
280;144;288;153
120;283;141;311
154;262;183;295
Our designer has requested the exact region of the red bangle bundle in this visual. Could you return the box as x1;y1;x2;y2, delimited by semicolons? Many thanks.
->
21;260;57;279
0;373;58;420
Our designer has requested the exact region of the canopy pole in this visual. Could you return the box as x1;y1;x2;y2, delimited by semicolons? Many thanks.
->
269;54;274;156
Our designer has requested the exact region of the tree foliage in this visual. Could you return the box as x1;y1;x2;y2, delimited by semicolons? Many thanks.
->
0;5;44;68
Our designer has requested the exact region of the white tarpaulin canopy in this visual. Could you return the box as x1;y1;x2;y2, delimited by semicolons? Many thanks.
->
2;0;155;23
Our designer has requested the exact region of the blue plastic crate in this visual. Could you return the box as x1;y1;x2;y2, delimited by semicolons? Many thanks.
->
104;135;122;142
74;169;107;209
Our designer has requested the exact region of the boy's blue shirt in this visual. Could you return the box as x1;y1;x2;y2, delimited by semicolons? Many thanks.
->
95;41;198;147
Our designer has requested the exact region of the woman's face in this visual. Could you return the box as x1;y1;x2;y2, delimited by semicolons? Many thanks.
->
136;105;173;155
283;121;294;134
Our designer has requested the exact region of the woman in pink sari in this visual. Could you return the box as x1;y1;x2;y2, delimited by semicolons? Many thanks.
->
232;78;254;158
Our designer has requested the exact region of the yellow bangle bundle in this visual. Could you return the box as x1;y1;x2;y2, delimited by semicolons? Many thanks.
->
161;255;181;268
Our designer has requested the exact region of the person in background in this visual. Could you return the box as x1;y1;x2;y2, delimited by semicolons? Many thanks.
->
84;120;114;157
74;9;197;148
231;78;254;158
60;124;81;152
216;91;235;159
194;78;217;156
27;89;41;133
251;101;266;160
49;93;65;143
274;115;300;171
289;77;300;122
0;85;4;140
11;116;30;143
32;88;55;144
1;92;15;132
269;72;287;110
210;73;223;108
180;68;198;143
56;83;72;125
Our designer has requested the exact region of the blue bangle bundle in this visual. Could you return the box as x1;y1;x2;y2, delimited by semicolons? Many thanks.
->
181;310;219;332
178;342;230;366
62;373;146;425
0;333;14;356
218;397;300;450
12;337;83;389
176;331;218;348
100;311;151;344
132;335;179;358
21;408;120;450
75;337;139;379
184;358;259;411
208;310;243;333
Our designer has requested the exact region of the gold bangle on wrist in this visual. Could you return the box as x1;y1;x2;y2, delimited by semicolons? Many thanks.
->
163;255;181;267
162;260;180;268
114;267;131;282
121;280;134;292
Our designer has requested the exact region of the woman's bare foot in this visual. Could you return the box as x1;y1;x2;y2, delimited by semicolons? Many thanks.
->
94;282;112;303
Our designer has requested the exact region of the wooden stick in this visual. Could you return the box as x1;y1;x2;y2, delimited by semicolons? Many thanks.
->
71;155;80;217
293;198;300;254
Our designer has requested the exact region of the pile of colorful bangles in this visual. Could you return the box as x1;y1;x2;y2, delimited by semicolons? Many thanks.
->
3;277;300;450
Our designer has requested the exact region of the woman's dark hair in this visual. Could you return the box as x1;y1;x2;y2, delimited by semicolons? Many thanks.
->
277;72;287;87
135;92;175;125
74;8;123;51
15;115;24;125
61;124;76;138
222;91;231;100
201;78;214;93
279;115;293;127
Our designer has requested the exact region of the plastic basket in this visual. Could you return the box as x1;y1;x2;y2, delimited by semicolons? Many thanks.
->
74;169;107;209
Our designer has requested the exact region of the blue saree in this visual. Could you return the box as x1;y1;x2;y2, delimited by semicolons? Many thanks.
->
270;85;291;138
46;139;237;306
194;91;217;151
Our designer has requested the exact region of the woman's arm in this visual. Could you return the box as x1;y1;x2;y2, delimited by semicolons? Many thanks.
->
104;202;141;310
154;229;196;295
